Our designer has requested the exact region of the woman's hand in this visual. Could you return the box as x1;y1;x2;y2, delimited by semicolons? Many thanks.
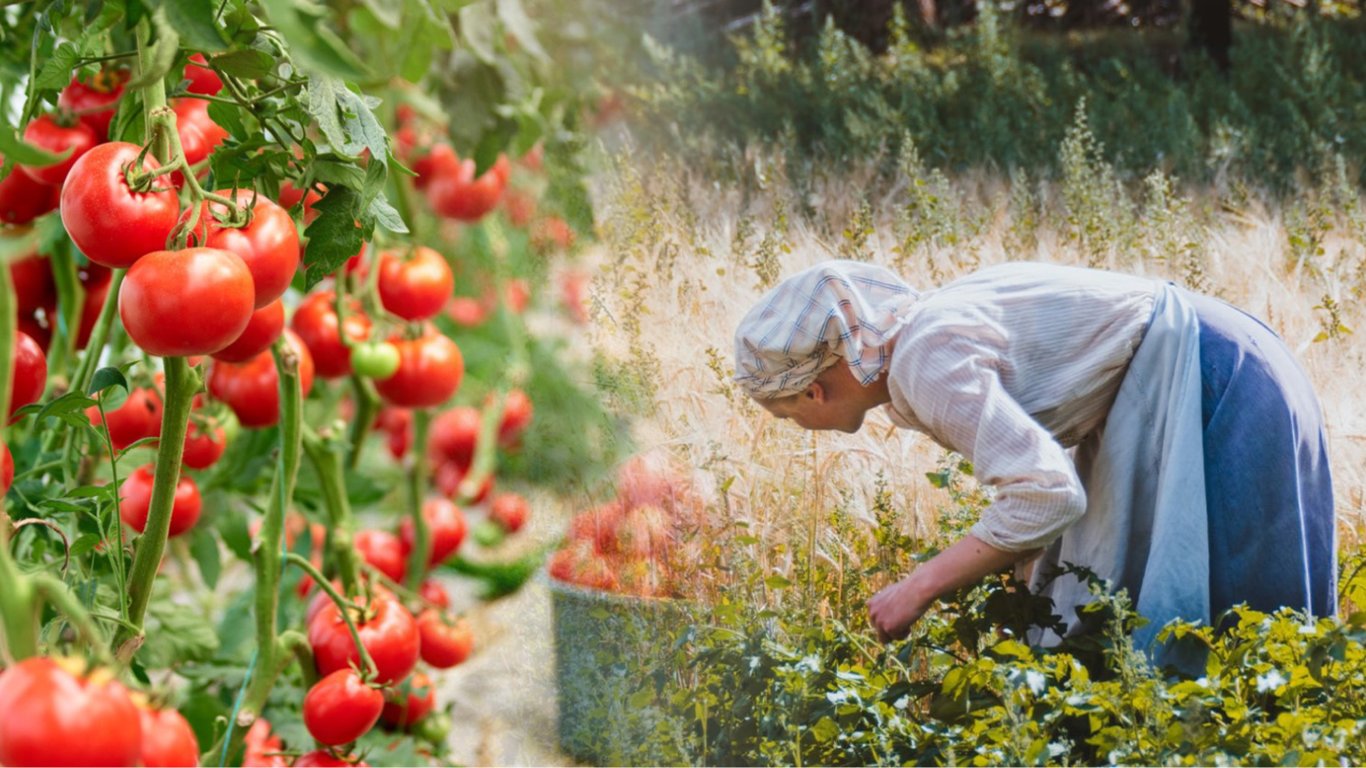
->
867;574;932;642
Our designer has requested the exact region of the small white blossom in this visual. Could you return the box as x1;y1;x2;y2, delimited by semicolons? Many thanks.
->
1025;669;1047;695
893;695;910;710
1255;669;1287;693
1299;622;1317;635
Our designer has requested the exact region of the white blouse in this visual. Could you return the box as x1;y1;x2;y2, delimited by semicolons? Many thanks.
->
883;262;1158;552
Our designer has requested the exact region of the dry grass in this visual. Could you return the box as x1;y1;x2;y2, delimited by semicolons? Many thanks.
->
575;144;1366;602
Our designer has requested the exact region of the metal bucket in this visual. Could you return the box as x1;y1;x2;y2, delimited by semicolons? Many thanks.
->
547;574;691;765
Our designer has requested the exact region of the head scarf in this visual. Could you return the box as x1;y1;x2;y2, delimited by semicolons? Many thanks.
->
733;260;920;399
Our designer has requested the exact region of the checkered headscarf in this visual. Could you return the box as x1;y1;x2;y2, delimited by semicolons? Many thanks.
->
733;261;920;399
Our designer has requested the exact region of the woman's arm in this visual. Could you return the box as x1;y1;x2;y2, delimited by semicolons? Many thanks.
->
867;534;1039;642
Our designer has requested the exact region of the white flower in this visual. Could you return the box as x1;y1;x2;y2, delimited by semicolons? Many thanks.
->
1255;669;1287;693
1299;622;1317;635
893;695;910;710
1025;669;1047;695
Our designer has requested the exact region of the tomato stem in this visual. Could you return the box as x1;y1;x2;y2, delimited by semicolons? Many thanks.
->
459;392;504;506
404;408;432;592
284;551;379;680
0;258;40;662
344;374;380;471
30;574;112;664
114;355;199;661
302;426;364;596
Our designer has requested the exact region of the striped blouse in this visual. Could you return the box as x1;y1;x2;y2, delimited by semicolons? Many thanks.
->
883;262;1158;552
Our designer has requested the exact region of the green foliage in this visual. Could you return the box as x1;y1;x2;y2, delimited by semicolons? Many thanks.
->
627;10;1366;192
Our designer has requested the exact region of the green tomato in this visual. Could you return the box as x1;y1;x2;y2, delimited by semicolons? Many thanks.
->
351;340;401;379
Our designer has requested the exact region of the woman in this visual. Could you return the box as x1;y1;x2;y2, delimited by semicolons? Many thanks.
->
733;260;1335;663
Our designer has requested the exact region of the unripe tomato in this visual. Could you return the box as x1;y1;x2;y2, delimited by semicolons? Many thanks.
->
398;497;467;569
1;438;13;496
183;53;223;96
427;406;479;471
302;669;383;746
416;609;474;669
379;672;435;729
353;529;406;583
0;163;59;225
182;420;227;470
10;330;47;420
377;246;453;321
497;388;533;447
87;387;162;450
291;291;371;379
308;592;420;686
60;142;181;268
350;341;400;380
489;492;529;534
191;192;300;307
213;299;285;363
373;331;463;409
119;463;202;538
136;705;200;767
120;247;255;357
172;98;227;182
293;751;369;767
0;657;143;767
18;114;98;187
208;329;315;428
58;68;129;140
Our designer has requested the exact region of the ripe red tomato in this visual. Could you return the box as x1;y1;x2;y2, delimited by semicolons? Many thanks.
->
489;493;529;534
398;498;467;568
86;387;162;450
419;579;450;609
136;705;200;768
182;420;227;470
308;592;420;686
120;247;255;356
434;462;492;505
213;299;285;363
380;672;435;729
497;388;533;447
373;331;463;409
11;254;55;319
119;463;202;538
291;291;371;379
171;98;227;184
192;192;300;307
411;143;458;190
242;718;286;768
353;529;406;583
502;188;536;228
58;68;129;139
10;330;47;420
377;246;453;321
425;153;509;221
208;329;315;428
19;114;98;186
293;751;369;767
1;438;13;496
0;657;143;767
302;669;383;746
427;406;479;471
0;160;60;225
416;609;474;669
277;180;322;224
60;142;181;268
183;53;223;96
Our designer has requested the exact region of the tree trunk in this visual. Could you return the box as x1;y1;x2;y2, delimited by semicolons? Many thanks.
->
1188;0;1232;71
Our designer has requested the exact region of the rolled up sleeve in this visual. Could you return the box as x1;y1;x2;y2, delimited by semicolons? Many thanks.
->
898;334;1087;552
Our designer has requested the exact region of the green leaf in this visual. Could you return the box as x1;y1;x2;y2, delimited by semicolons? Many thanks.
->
155;0;227;51
35;43;83;91
211;49;277;79
0;126;72;167
259;0;367;79
459;1;498;64
765;574;793;589
69;533;102;558
206;100;248;140
189;526;221;589
311;157;367;189
366;194;407;235
88;366;130;397
302;185;363;289
358;0;401;29
216;504;253;562
307;74;348;153
144;600;221;666
472;119;515;176
125;13;180;89
496;0;548;62
335;86;388;164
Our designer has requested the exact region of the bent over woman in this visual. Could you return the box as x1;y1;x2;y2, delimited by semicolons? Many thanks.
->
733;260;1335;661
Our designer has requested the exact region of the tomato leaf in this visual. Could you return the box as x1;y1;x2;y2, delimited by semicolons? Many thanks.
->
144;600;221;666
307;74;348;154
310;157;367;189
358;0;401;29
125;11;181;89
335;86;388;165
495;0;548;63
189;526;222;589
210;48;276;79
259;0;367;80
34;42;82;91
302;184;364;289
88;366;130;397
153;0;228;52
459;1;498;64
0;125;72;167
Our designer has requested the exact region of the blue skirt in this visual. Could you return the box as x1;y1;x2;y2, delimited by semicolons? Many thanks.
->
1187;291;1337;620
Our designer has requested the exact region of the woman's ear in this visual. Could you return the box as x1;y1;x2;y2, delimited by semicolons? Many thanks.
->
804;381;826;403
